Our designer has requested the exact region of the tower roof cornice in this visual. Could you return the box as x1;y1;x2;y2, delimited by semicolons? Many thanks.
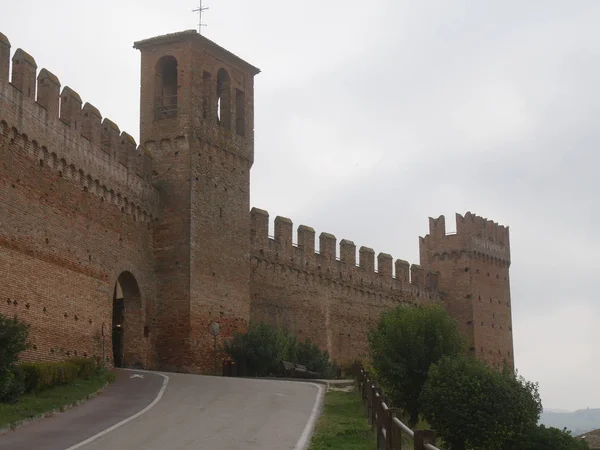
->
133;29;260;76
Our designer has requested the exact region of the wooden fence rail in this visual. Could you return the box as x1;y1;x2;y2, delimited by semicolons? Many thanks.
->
355;365;441;450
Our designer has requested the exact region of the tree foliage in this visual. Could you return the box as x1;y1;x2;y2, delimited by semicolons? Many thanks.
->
367;303;464;426
286;335;334;377
0;314;30;372
224;322;335;378
420;355;543;450
511;425;589;450
0;314;30;403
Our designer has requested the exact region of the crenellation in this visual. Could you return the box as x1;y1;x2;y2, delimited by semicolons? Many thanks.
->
395;259;410;283
36;68;60;117
101;118;120;166
250;209;440;300
250;207;269;245
274;216;293;252
60;86;82;127
81;102;102;144
297;225;316;259
11;48;37;99
378;253;393;277
119;132;135;170
340;239;356;266
359;246;375;272
319;232;336;261
456;212;510;246
429;215;446;239
411;264;425;287
1;35;153;205
0;32;9;83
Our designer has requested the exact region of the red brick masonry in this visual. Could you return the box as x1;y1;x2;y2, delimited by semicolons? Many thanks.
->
0;30;514;373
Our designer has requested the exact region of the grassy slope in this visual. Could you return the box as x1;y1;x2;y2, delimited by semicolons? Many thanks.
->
308;387;439;450
308;388;377;450
0;371;115;429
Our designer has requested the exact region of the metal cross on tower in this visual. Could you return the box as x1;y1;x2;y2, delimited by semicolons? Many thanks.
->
193;0;209;34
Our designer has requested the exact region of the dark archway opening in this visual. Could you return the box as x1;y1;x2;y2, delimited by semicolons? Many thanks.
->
112;272;144;368
154;55;178;120
112;295;124;367
216;68;231;129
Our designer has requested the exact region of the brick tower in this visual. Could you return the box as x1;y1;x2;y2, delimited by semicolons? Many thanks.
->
134;30;260;373
419;212;514;368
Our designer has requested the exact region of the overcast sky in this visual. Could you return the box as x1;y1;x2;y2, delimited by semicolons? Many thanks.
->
2;0;599;411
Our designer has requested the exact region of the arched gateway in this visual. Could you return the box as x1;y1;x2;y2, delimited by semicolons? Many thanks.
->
112;271;145;368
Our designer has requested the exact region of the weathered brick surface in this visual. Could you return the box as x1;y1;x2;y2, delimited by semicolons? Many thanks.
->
134;31;259;372
419;213;514;368
0;29;513;373
0;88;157;368
249;209;439;365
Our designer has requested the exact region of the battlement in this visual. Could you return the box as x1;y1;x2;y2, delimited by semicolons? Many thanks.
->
250;208;440;300
420;211;510;263
0;32;159;218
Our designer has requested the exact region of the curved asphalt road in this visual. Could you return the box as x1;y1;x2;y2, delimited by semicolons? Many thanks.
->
0;370;323;450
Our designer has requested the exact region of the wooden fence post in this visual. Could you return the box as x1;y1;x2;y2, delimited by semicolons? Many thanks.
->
414;430;437;450
367;383;374;424
386;408;396;450
376;406;385;450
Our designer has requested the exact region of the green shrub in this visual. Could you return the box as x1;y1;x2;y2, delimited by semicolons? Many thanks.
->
0;314;30;373
68;357;96;379
0;369;25;404
508;425;589;450
286;336;335;378
0;314;30;403
18;361;84;393
420;355;542;450
224;323;288;377
105;370;117;383
224;323;336;378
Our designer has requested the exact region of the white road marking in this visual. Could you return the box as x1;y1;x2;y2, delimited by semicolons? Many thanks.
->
64;370;169;450
293;383;325;450
129;374;144;379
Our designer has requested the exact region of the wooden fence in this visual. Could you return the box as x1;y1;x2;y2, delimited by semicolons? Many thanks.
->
355;365;441;450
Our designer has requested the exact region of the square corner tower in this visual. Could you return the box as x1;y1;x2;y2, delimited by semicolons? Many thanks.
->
133;30;260;373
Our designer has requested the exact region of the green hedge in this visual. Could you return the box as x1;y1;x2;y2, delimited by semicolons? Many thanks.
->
68;358;97;379
0;314;30;403
16;357;98;394
224;322;338;378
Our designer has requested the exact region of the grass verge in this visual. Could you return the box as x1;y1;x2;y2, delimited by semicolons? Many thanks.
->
308;387;377;450
0;371;116;430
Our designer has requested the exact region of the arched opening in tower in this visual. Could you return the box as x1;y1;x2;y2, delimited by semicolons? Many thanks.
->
154;55;178;119
216;68;231;128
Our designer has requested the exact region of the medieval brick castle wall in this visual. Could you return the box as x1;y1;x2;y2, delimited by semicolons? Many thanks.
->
0;33;158;369
249;208;439;363
0;29;514;373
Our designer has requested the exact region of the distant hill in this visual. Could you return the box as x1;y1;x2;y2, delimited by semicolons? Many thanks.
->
540;408;600;436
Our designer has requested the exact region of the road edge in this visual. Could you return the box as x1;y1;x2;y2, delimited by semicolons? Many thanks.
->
0;381;111;436
293;382;326;450
64;369;169;450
